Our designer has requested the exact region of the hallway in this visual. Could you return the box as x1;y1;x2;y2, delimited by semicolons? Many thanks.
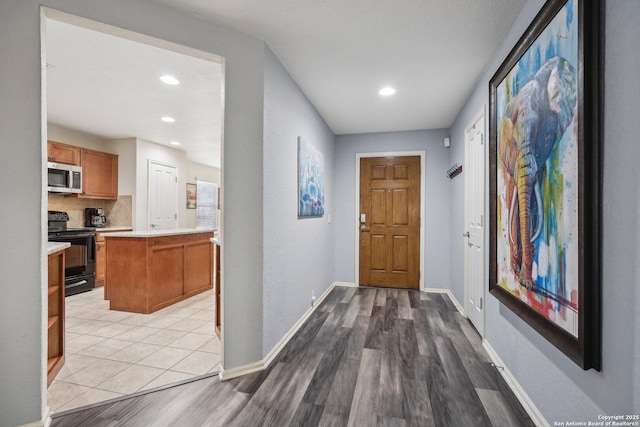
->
52;286;533;426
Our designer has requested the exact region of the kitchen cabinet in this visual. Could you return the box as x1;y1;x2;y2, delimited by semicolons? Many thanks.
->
80;148;118;200
95;228;132;292
105;230;214;314
47;247;66;386
49;140;119;200
47;140;80;166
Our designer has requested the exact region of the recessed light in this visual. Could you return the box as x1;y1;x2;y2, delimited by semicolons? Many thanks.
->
170;141;181;146
161;116;176;123
160;75;180;85
379;87;396;96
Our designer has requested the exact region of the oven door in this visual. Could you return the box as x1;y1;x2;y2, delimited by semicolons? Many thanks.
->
49;232;96;296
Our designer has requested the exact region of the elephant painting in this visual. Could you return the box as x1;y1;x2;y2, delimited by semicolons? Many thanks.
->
498;56;576;291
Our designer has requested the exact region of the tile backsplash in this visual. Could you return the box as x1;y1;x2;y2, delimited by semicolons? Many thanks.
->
48;194;132;228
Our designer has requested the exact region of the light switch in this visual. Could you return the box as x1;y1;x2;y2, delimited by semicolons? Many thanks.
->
360;213;366;223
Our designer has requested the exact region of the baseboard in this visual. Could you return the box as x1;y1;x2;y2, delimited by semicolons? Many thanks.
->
482;340;549;427
424;287;464;314
261;282;336;368
218;359;265;381
333;281;357;287
218;282;338;382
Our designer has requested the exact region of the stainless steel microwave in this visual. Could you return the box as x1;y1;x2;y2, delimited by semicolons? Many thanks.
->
47;162;82;194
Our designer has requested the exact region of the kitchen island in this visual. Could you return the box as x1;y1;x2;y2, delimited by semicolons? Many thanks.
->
104;229;214;314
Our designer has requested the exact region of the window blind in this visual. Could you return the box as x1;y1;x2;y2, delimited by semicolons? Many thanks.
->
196;179;218;230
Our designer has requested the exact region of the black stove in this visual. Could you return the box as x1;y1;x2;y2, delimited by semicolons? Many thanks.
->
48;227;97;238
48;211;96;296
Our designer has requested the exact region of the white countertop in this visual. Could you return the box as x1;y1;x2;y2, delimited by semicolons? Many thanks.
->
95;226;133;232
104;228;215;238
47;242;70;255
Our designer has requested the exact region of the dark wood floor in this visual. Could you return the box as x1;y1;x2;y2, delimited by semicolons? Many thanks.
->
52;286;534;427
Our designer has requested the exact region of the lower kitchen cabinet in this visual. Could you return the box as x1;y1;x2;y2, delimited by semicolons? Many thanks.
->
105;231;213;314
47;248;65;386
95;229;132;297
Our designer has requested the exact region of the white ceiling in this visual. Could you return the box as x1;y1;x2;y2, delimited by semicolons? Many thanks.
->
152;0;527;134
46;1;527;169
46;19;223;168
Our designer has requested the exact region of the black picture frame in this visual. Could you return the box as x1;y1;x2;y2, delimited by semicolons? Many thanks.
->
488;0;603;370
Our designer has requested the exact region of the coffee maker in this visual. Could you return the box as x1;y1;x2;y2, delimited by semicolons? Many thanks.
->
85;208;107;228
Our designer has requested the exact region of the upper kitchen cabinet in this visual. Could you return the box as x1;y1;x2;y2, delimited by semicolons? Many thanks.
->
80;148;118;200
47;140;80;166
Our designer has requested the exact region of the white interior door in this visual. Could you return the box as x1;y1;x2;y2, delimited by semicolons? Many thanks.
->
464;109;486;336
148;160;178;230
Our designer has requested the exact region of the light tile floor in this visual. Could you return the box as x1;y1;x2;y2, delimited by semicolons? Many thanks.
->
48;287;221;414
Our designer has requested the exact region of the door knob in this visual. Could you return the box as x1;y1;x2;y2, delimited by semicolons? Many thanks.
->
360;225;370;232
463;232;470;238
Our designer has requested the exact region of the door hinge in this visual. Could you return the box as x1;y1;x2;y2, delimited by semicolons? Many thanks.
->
175;213;177;220
480;297;483;309
175;176;178;183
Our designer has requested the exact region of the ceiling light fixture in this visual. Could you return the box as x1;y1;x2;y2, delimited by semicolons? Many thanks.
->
170;141;181;146
161;116;176;123
160;75;180;85
379;87;396;96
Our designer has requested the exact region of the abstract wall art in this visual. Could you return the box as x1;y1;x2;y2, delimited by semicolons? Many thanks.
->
298;137;325;218
489;0;603;370
186;183;196;209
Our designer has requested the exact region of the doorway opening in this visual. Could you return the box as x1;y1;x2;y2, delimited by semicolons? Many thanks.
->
42;8;225;414
355;151;426;290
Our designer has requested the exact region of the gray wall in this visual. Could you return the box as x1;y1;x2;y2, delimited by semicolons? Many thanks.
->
448;0;640;419
0;1;266;424
262;47;335;355
333;130;451;290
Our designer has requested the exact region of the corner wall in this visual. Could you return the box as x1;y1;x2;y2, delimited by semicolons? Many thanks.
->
0;1;266;424
448;0;640;420
333;129;451;289
262;46;335;356
134;138;220;230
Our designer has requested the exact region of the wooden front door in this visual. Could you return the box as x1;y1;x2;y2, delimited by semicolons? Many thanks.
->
359;156;420;289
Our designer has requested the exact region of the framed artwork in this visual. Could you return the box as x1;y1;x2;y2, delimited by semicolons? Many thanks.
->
489;0;602;370
186;183;197;209
298;137;325;218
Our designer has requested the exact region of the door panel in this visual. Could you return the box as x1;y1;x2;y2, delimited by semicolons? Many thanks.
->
184;241;213;295
371;190;386;224
392;189;408;225
371;235;386;271
465;112;486;335
359;156;420;289
148;161;178;230
393;236;408;271
150;246;184;307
